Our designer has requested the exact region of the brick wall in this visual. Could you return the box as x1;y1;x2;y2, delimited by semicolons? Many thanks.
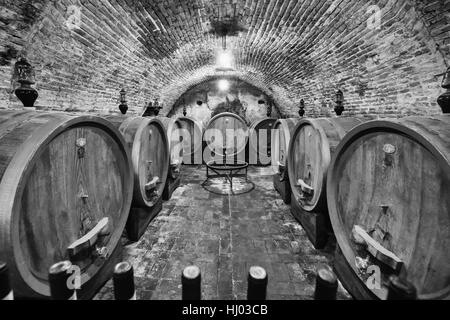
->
0;0;448;117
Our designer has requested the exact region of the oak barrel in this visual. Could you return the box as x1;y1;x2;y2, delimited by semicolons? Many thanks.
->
118;117;169;209
248;118;277;166
203;112;248;161
327;116;450;300
159;117;184;172
288;117;366;213
0;110;133;299
177;116;203;165
287;117;368;248
271;118;299;174
270;118;300;204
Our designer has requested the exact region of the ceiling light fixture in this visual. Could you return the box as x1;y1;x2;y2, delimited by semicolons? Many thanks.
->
217;50;234;70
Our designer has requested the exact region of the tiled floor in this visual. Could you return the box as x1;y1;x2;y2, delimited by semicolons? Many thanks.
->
95;165;351;300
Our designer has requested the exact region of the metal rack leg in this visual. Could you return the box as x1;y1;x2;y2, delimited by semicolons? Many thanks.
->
231;176;234;193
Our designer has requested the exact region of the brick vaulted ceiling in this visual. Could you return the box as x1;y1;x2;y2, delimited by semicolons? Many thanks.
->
0;0;449;116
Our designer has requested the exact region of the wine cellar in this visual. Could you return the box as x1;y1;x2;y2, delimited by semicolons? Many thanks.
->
0;0;449;302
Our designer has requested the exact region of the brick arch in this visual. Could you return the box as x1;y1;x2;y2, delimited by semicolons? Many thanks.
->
0;1;448;116
159;65;291;117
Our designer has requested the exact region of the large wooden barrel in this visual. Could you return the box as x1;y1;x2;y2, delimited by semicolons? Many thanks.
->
270;118;300;204
271;118;299;174
288;118;367;213
118;117;169;209
159;117;183;201
287;117;368;248
177;116;203;165
248;118;277;166
159;117;184;171
203;112;248;162
327;116;450;300
0;110;133;299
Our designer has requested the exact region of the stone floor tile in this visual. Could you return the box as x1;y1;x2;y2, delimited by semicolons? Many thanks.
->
94;166;351;300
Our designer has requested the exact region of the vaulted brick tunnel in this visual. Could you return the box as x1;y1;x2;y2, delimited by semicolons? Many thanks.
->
1;0;450;302
1;0;449;117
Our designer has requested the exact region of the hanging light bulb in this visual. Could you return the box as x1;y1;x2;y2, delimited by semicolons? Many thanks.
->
216;50;234;70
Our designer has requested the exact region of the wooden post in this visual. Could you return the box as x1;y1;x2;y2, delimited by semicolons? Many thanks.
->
314;265;338;300
182;266;201;300
113;262;136;300
387;275;417;300
247;266;268;300
49;261;76;300
0;262;13;300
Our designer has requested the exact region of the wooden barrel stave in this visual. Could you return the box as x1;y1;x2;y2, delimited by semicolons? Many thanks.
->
0;110;133;299
204;112;248;162
177;116;203;165
159;117;183;167
271;118;299;171
327;115;450;300
248;118;277;166
271;118;299;204
159;117;183;200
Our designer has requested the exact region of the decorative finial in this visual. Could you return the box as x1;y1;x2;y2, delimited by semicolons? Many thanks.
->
334;90;344;116
143;98;163;117
14;58;38;108
182;98;187;116
267;99;273;117
118;88;128;115
437;67;450;114
299;99;305;117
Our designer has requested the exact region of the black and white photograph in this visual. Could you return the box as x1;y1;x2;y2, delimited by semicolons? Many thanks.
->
0;0;449;312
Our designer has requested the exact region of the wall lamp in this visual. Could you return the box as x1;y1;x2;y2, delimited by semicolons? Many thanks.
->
299;99;305;117
334;90;344;116
437;67;450;114
118;88;128;115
